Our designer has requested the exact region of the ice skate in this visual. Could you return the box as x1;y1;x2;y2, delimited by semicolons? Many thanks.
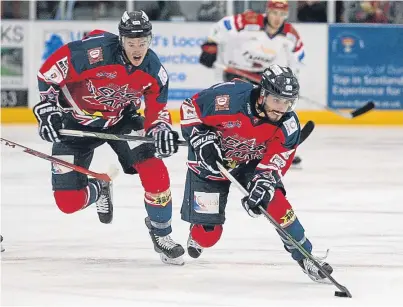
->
187;225;203;259
90;179;113;224
298;256;333;283
145;217;185;265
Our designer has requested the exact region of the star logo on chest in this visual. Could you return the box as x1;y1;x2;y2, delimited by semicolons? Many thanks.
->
40;86;60;105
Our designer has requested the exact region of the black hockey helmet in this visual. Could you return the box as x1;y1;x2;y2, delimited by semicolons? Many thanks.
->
118;11;152;39
259;64;299;113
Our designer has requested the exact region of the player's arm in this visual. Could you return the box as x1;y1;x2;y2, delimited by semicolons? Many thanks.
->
242;114;301;217
200;10;263;68
143;64;179;158
199;12;243;68
34;45;76;143
180;91;227;174
285;24;305;77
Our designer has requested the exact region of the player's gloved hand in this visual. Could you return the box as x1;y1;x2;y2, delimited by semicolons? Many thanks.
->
199;42;218;68
33;101;63;143
190;130;223;174
242;172;276;218
146;123;179;158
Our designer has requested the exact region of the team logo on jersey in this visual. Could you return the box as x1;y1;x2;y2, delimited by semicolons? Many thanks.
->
56;57;69;78
215;95;230;111
83;80;142;110
283;116;298;136
43;65;64;84
158;66;168;86
269;154;287;170
280;209;296;227
96;71;117;79
87;47;104;64
40;86;60;104
222;120;242;129
220;133;265;161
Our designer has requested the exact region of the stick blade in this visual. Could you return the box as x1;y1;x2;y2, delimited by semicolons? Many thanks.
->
351;101;375;118
299;120;315;145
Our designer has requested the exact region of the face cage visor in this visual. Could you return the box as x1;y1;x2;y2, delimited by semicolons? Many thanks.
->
260;87;298;113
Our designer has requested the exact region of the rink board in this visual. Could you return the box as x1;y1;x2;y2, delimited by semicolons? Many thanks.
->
1;108;402;125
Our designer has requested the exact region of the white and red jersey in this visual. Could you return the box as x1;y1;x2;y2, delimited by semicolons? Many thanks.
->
209;10;305;76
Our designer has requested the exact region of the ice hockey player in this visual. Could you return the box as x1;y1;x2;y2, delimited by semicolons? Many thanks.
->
179;64;333;282
199;0;304;167
33;11;185;265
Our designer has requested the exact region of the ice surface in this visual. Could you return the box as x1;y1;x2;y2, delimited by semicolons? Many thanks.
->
1;125;403;306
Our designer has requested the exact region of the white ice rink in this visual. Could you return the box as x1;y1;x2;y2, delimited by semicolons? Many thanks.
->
1;124;403;306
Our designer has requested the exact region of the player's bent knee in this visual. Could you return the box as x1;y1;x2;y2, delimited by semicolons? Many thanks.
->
191;224;223;248
54;189;88;214
134;158;170;193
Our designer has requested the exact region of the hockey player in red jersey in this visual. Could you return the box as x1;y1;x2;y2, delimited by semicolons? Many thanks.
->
180;64;333;282
33;11;184;265
199;0;304;167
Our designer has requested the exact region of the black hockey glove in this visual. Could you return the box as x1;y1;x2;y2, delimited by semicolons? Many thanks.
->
242;172;276;218
33;101;63;143
190;130;223;174
146;123;179;159
199;42;218;68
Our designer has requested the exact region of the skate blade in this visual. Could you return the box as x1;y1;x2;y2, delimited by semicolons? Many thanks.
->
159;253;185;266
304;271;333;284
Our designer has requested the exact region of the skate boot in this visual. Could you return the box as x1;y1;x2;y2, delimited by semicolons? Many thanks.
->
298;256;333;283
89;179;113;224
145;217;185;265
187;225;203;259
291;156;302;169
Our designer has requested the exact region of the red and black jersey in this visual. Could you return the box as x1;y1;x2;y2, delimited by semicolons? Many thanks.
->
180;80;301;180
37;30;171;130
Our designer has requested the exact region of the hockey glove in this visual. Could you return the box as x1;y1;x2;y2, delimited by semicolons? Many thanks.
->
199;42;218;68
146;123;179;159
242;172;276;218
190;130;223;174
33;101;63;143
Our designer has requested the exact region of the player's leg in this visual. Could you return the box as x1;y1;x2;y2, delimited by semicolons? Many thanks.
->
52;138;113;224
266;189;333;282
181;169;231;259
107;120;184;265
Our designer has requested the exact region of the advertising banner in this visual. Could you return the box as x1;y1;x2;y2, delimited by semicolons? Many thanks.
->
328;24;403;110
1;21;29;107
29;22;327;110
30;22;220;109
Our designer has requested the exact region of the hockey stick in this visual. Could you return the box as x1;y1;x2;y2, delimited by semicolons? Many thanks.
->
60;129;187;146
214;63;375;119
215;161;352;298
0;138;118;182
300;96;375;119
60;121;315;147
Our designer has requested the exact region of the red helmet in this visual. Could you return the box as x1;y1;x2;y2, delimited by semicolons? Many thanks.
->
267;0;289;11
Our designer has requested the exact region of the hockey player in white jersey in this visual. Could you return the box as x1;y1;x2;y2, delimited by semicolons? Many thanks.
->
200;0;304;77
199;0;304;166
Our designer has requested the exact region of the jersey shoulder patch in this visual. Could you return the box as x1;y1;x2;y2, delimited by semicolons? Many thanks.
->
68;33;119;72
144;49;168;87
280;112;301;148
283;115;298;136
